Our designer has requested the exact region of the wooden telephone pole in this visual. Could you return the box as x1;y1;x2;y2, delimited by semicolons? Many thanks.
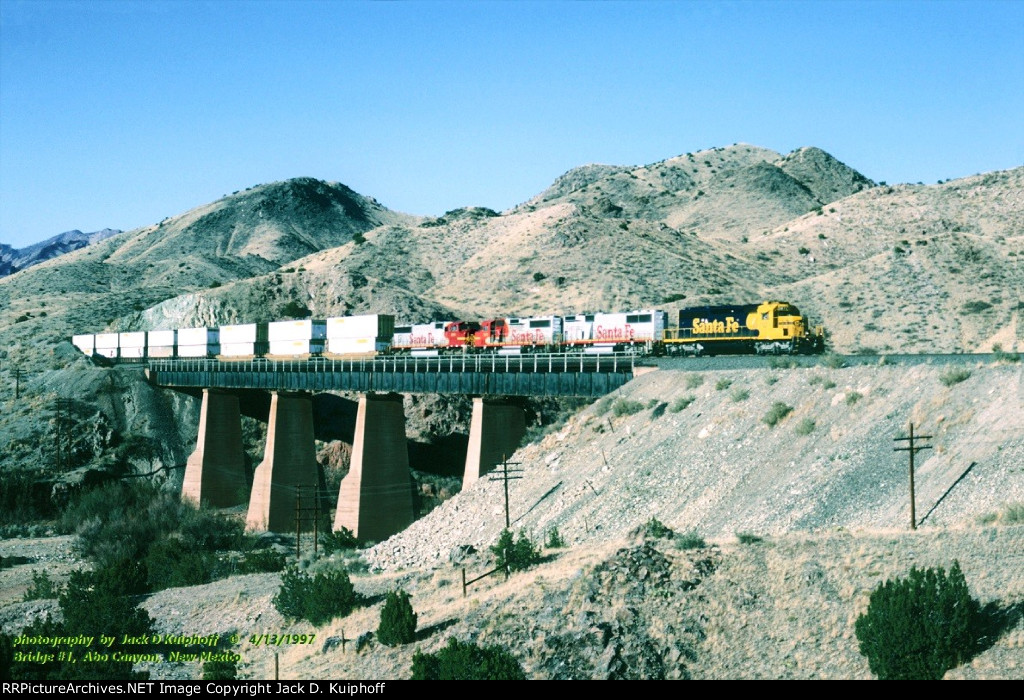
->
488;455;522;529
894;422;932;530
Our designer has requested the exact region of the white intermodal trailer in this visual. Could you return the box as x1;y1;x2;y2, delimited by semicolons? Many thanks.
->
323;314;394;356
268;319;327;357
118;331;147;360
269;319;327;341
219;323;269;357
326;314;395;340
95;332;119;359
177;327;220;358
72;334;95;356
147;329;177;358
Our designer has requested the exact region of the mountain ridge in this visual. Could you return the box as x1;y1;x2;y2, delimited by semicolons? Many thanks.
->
0;228;121;277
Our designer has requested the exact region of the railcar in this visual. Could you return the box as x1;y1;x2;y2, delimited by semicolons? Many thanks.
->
71;301;825;364
662;300;824;356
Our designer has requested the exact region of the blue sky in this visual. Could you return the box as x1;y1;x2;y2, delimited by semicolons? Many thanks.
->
1;0;1021;248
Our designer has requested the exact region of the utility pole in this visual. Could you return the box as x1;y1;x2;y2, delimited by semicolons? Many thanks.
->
295;487;301;559
894;422;932;530
488;454;522;529
293;485;320;558
54;398;69;471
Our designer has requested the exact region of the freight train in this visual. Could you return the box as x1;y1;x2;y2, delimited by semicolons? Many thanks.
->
71;300;825;362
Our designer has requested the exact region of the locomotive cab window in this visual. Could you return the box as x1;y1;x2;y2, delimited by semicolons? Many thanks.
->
529;319;551;328
626;314;652;324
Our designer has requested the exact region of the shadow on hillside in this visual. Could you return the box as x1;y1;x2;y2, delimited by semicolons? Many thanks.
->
973;599;1024;657
416;617;458;642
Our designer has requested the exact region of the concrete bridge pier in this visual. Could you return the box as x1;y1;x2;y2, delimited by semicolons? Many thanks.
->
246;391;319;532
334;393;413;542
463;397;527;488
182;389;247;507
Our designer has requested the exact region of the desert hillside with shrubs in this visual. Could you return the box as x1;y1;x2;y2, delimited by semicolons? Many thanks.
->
1;144;1022;680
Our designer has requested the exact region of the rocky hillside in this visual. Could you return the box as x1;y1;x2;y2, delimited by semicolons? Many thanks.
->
2;360;1021;680
122;145;1021;355
0;178;414;371
1;136;1021;677
0;143;1020;510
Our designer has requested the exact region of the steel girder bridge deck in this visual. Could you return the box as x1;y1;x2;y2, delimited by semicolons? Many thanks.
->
145;352;638;397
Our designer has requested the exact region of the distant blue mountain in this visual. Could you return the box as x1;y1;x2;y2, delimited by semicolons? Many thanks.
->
0;228;121;277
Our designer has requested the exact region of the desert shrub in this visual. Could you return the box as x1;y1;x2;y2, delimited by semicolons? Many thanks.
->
769;357;799;369
0;470;56;525
281;300;311;318
855;562;981;680
23;570;60;601
1000;503;1024;523
977;503;1024;526
736;532;763;544
377;589;417;647
642;517;674;540
144;537;217;590
846;391;862;405
662;293;687;303
762;402;793;427
490;529;541;573
794;418;816;435
0;633;12;679
411;637;526;680
822;379;836;389
669;395;696;412
684;374;704;389
960;300;991;314
612;399;645;417
9;567;156;679
730;388;749;402
238;548;287;574
320;527;358;554
89;557;149;597
765;374;779;385
593;397;613;417
820;354;846;369
675;530;706;550
59;480;175;563
203;657;237;680
545;526;566;549
940;367;971;386
992;348;1021;364
177;507;245;551
273;566;362;626
59;480;241;592
715;378;732;391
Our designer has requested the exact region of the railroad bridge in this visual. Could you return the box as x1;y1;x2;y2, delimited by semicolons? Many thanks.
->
145;353;638;541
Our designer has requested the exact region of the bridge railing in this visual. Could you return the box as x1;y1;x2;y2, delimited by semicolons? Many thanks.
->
147;352;636;376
